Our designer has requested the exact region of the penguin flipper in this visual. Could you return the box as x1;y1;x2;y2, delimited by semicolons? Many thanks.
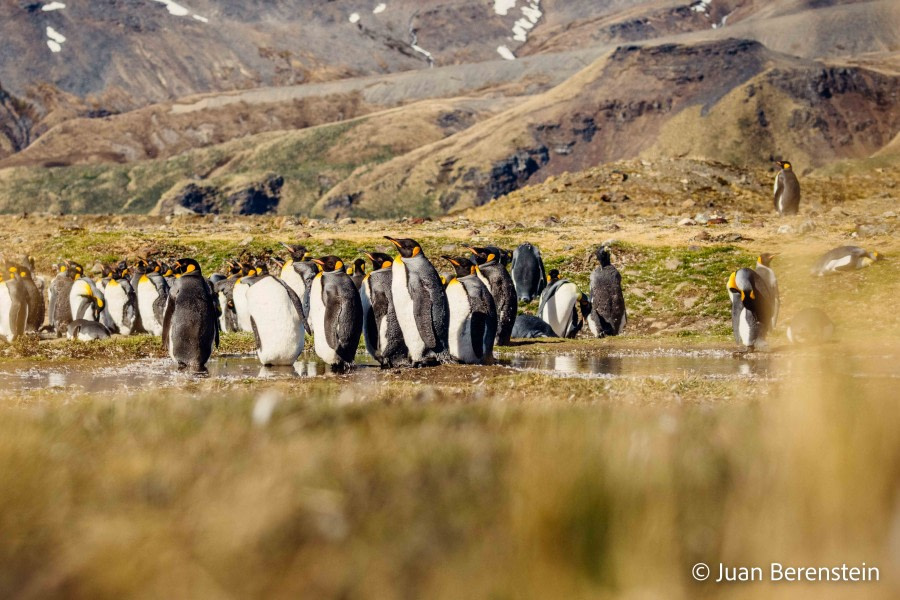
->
273;277;310;335
161;291;175;350
250;316;262;354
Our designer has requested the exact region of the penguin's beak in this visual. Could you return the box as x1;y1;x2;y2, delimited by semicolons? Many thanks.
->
311;259;325;266
384;236;401;248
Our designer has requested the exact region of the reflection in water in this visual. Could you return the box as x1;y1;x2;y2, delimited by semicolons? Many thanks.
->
1;349;896;394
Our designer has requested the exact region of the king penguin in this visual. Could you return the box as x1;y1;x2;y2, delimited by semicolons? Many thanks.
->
247;273;309;366
587;246;627;337
308;256;363;372
279;243;319;320
162;258;219;373
67;320;112;341
754;252;779;329
233;262;266;333
728;268;775;350
103;262;138;335
442;256;498;364
811;246;882;276
137;261;169;336
773;160;800;215
48;260;80;336
359;252;409;368
385;237;450;365
511;314;558;339
786;308;834;345
0;266;28;342
69;274;107;324
468;246;516;346
347;258;366;290
11;261;44;333
538;270;582;338
511;242;546;303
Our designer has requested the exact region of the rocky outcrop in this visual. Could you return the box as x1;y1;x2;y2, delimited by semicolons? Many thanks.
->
153;174;284;216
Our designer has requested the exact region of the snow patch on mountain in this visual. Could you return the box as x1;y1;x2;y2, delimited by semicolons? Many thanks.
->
349;12;361;24
42;2;66;11
150;0;207;22
46;26;66;53
494;0;542;59
493;0;517;16
496;45;516;60
373;3;386;14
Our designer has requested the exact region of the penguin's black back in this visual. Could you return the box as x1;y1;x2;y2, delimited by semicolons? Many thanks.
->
322;272;363;365
477;262;516;346
365;269;408;367
511;243;546;303
459;274;498;361
511;314;557;339
163;273;218;371
590;264;626;336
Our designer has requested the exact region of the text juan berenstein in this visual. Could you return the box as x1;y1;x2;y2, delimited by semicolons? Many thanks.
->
716;562;879;583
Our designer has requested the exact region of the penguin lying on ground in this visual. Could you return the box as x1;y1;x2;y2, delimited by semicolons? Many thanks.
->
309;255;364;372
511;314;558;339
468;246;516;346
587;246;626;337
511;242;546;303
728;268;775;351
360;252;409;368
773;160;800;215
538;271;582;338
387;237;450;365
0;266;28;342
247;274;308;366
786;308;834;345
67;319;112;341
754;253;779;329
442;256;498;364
162;258;219;373
811;246;882;276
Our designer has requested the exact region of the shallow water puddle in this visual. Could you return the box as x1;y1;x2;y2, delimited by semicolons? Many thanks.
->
1;348;896;394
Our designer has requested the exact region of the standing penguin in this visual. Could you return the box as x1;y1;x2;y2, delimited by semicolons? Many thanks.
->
773;160;800;215
442;256;498;364
359;252;408;368
587;246;627;338
247;274;309;366
727;268;775;350
811;246;882;276
387;236;451;365
137;262;169;336
754;252;779;329
69;276;106;324
511;242;546;303
347;258;367;290
162;259;219;373
538;272;582;338
308;256;363;372
0;266;28;342
279;243;319;320
233;263;265;333
48;260;80;336
468;246;516;346
10;261;44;332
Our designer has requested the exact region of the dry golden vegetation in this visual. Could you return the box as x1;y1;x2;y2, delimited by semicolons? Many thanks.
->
1;159;898;598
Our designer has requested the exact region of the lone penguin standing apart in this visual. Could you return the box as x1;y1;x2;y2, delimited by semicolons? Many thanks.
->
309;256;363;372
386;236;451;365
754;252;779;329
468;246;516;346
443;256;498;364
727;268;775;351
773;160;800;215
587;246;627;338
510;242;546;303
360;252;408;368
162;259;219;373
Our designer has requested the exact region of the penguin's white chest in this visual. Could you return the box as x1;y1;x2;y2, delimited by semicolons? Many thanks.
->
738;308;754;346
541;282;578;337
105;282;129;334
391;260;426;361
309;275;339;364
446;280;476;363
233;281;253;332
281;265;307;303
248;278;304;366
0;284;12;341
69;280;97;322
137;280;163;335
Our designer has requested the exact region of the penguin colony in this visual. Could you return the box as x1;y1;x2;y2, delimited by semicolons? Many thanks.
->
0;159;884;366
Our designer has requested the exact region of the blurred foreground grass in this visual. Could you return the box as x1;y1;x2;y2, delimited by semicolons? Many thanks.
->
1;350;898;599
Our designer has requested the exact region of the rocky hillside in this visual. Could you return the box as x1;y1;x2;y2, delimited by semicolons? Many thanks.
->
0;0;898;216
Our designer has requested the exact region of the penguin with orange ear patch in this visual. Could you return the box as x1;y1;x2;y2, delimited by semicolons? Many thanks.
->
773;160;800;215
308;256;363;372
727;268;775;351
360;252;408;368
162;258;219;373
442;256;497;364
